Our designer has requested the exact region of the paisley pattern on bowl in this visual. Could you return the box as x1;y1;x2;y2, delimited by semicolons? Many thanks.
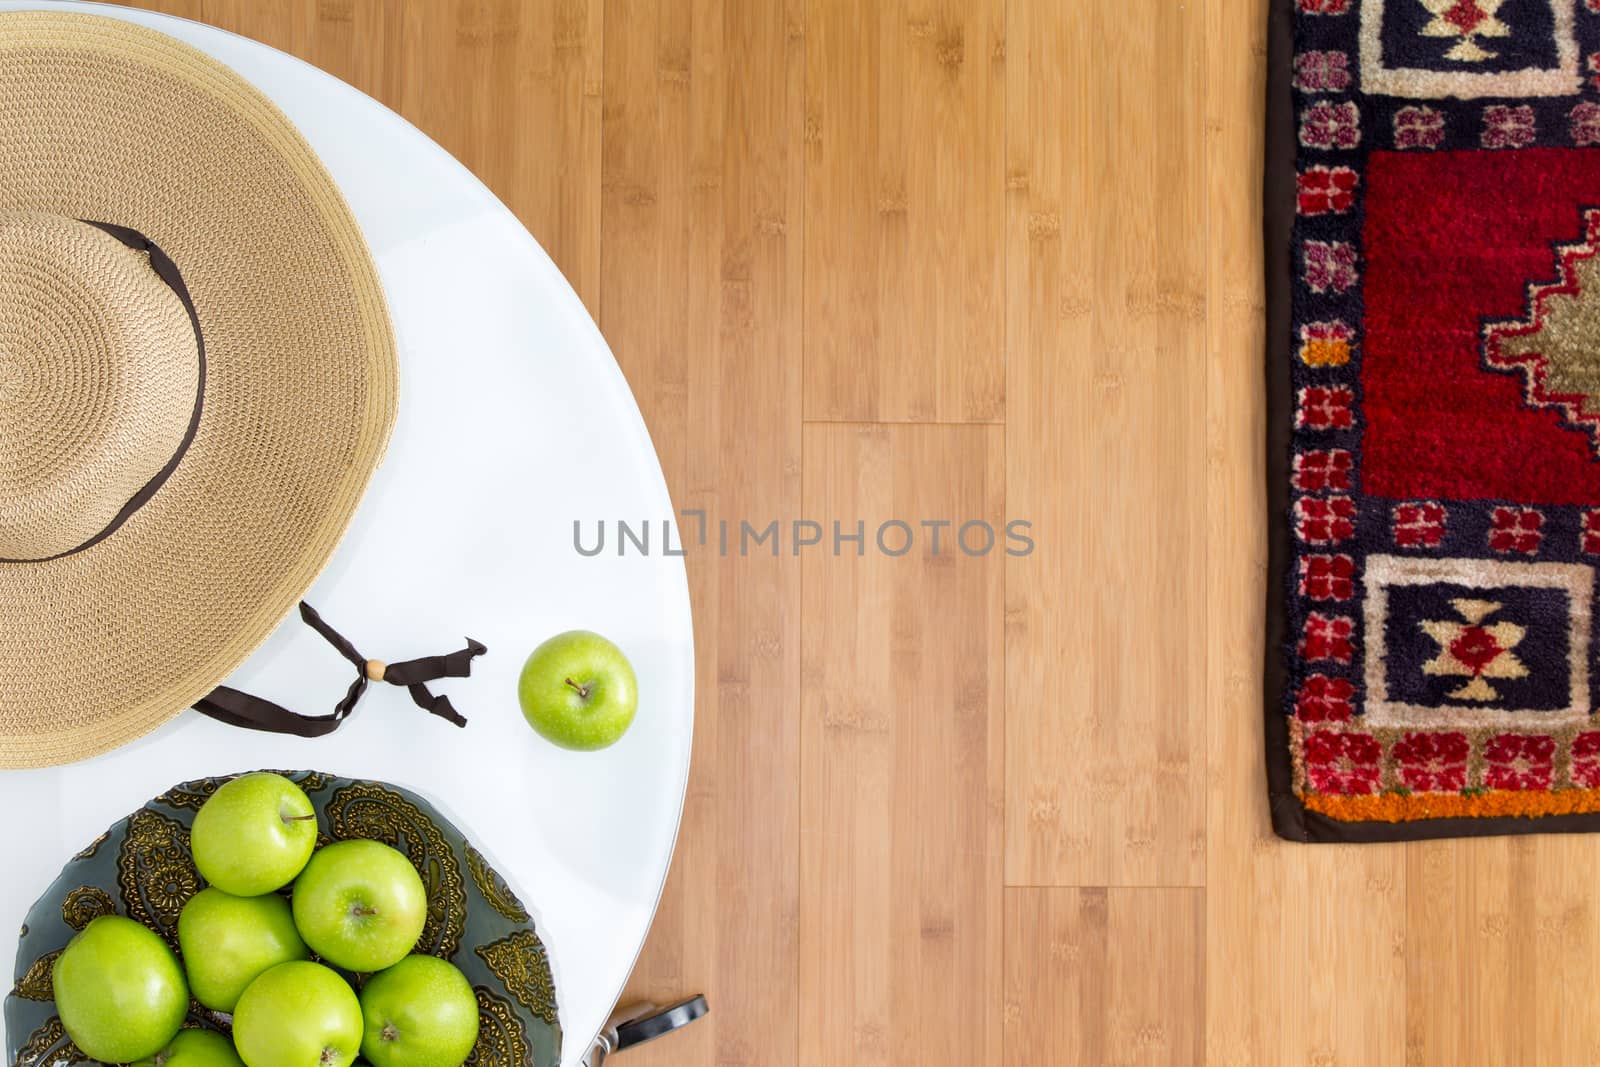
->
475;932;559;1029
56;889;113;934
11;1015;83;1067
464;986;530;1067
465;844;530;924
4;771;560;1067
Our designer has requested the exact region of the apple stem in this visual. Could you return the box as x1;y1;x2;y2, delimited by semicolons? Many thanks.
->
564;677;592;700
282;814;316;823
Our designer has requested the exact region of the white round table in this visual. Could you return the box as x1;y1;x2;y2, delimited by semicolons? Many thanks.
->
0;5;695;1065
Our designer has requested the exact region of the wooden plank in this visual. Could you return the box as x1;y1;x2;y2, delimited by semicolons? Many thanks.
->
1200;0;1409;1062
598;0;711;1062
798;424;1004;1066
1519;836;1600;1066
602;1;806;1065
802;0;1005;422
1003;0;1207;887
600;0;711;1061
1405;839;1530;1067
1004;888;1203;1066
1404;837;1600;1066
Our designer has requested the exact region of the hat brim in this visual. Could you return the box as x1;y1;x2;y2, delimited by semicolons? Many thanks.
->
0;12;397;767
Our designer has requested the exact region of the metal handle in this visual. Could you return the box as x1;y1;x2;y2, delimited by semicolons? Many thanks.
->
613;995;708;1049
584;995;708;1065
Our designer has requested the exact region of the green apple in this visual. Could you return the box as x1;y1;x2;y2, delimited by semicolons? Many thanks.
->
517;630;638;750
292;840;427;972
359;955;480;1067
51;915;188;1062
178;887;308;1011
232;961;362;1067
191;772;318;895
133;1027;247;1067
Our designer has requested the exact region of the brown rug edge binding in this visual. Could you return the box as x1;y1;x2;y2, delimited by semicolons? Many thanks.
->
1260;0;1600;843
1263;0;1308;842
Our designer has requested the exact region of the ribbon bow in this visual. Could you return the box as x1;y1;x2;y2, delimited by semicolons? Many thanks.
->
194;602;486;738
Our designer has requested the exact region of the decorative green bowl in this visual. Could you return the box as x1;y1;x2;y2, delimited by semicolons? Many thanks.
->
5;771;560;1067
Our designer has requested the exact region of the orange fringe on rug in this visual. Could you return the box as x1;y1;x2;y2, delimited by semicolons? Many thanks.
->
1304;787;1600;823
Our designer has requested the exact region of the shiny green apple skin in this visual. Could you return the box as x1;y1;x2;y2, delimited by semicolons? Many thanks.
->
191;773;318;895
359;955;480;1067
178;887;309;1011
133;1026;248;1067
232;961;362;1067
292;840;427;972
51;915;188;1063
517;630;638;751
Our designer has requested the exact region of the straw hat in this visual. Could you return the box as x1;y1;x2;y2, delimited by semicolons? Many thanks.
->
0;11;398;768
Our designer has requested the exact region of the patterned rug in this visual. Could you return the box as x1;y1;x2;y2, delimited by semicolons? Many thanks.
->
1267;0;1600;840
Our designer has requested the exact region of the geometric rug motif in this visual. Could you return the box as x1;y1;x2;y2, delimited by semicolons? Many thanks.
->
1361;554;1592;725
1485;208;1600;456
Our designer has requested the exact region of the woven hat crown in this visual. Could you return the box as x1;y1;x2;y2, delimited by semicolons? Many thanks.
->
0;211;198;560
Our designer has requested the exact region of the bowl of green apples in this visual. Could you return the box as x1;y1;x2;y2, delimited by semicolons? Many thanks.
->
5;771;559;1067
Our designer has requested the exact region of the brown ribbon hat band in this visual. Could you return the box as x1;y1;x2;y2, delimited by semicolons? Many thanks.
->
0;222;204;564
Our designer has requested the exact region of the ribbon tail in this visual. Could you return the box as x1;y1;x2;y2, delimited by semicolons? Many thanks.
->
195;685;350;738
298;601;368;670
382;637;486;727
405;682;469;728
385;637;488;683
